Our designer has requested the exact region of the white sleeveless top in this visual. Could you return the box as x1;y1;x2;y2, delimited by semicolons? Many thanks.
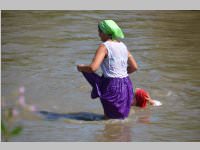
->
101;41;128;78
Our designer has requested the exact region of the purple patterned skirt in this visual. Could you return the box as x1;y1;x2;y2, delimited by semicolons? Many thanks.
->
82;72;134;119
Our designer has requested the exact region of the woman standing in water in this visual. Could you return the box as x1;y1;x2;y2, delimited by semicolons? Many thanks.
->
77;20;138;119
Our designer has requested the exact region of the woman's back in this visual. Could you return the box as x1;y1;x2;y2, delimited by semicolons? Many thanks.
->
101;41;128;78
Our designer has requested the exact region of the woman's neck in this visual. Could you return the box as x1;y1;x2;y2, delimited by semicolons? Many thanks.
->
107;39;120;43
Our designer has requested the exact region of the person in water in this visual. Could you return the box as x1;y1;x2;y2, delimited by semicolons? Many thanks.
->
132;88;162;108
77;20;138;119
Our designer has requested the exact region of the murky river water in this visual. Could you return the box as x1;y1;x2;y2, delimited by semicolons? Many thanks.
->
1;11;200;142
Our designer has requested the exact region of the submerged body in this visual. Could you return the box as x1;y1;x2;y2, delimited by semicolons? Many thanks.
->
132;88;162;108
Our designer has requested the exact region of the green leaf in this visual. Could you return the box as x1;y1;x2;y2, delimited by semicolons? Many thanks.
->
11;126;23;136
1;121;10;141
1;121;8;134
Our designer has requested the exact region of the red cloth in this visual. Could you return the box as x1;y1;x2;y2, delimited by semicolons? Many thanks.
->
135;88;150;108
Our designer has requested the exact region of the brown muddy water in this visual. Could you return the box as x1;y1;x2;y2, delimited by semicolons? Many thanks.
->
1;11;200;142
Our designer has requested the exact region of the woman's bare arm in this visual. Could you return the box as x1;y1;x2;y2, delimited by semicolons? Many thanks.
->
127;51;138;74
77;44;107;73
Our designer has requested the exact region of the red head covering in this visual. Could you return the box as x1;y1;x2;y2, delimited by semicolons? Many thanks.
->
134;88;150;108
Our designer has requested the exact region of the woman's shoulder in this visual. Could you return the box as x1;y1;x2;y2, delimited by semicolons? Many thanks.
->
103;40;125;45
102;40;128;51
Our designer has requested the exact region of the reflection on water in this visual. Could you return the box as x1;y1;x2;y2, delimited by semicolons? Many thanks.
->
96;123;132;142
2;11;200;141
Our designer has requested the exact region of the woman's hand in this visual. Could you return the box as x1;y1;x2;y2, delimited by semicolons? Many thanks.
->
77;64;85;72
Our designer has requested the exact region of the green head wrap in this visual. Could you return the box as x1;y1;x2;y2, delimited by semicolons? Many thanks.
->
98;20;125;39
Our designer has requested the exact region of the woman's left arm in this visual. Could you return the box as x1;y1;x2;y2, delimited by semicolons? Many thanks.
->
77;44;107;73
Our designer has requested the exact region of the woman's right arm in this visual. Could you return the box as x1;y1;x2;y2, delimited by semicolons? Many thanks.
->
127;51;138;74
77;44;107;73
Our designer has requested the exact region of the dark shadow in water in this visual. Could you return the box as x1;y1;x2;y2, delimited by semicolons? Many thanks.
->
37;110;104;121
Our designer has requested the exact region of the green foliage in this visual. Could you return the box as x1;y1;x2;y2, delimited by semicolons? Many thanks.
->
1;121;7;133
11;126;23;136
1;108;23;142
